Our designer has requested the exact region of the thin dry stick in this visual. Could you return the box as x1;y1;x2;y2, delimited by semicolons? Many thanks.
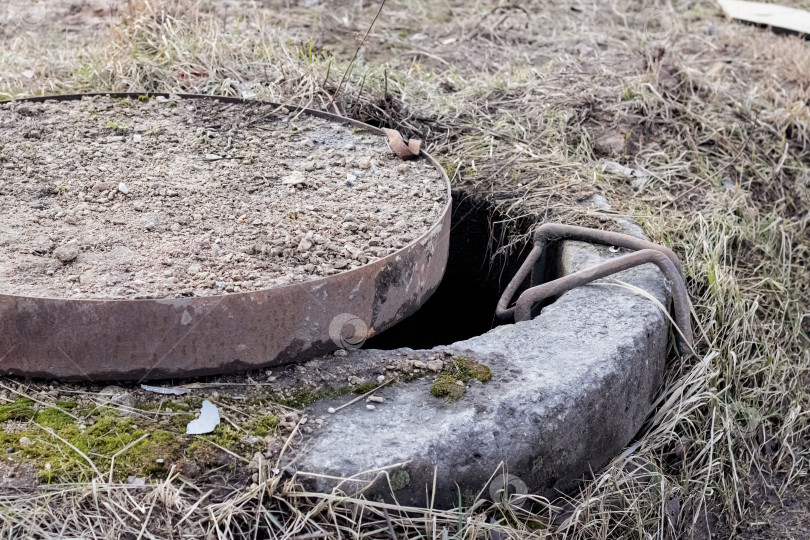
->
175;489;213;527
33;423;101;477
109;433;150;483
333;0;387;103
194;435;251;464
329;378;394;415
0;382;80;420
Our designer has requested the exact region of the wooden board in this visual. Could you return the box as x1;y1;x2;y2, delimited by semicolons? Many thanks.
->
718;0;810;35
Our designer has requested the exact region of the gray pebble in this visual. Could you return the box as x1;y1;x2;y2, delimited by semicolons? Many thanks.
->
53;242;79;263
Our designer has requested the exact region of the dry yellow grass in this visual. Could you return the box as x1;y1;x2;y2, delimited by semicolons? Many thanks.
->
0;0;808;538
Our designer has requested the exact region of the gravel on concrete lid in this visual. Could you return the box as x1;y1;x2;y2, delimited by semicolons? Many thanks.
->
0;95;447;300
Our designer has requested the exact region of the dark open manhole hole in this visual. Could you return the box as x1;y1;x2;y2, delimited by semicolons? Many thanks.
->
365;190;541;350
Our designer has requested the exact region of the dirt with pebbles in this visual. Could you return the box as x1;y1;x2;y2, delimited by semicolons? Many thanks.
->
0;95;446;299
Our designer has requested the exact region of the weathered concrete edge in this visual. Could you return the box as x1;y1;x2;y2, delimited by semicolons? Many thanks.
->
289;239;672;509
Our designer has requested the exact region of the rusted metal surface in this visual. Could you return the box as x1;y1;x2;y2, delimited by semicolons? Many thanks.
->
497;223;693;355
0;93;451;381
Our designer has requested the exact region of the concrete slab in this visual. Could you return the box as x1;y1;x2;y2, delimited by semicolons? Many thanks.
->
285;240;672;508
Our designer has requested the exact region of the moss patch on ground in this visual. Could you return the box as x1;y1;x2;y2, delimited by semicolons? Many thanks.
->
0;408;189;482
35;408;74;429
247;415;279;437
430;356;493;402
0;398;36;422
0;392;289;484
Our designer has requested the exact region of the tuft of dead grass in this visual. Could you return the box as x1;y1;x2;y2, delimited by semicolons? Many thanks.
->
0;0;808;538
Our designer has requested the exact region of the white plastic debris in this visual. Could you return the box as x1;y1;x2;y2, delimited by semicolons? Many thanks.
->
186;400;221;434
127;476;146;486
140;384;188;396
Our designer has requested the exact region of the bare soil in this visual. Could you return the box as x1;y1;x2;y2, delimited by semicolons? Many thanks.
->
0;95;446;299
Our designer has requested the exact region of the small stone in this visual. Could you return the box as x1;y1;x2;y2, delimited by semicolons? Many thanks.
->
346;173;356;187
333;349;348;357
327;407;336;414
145;221;156;231
118;182;129;195
427;359;444;372
282;173;304;186
367;396;384;403
5;448;14;454
107;136;124;143
297;238;313;252
30;235;54;255
133;134;142;143
413;360;427;369
53;242;79;263
356;157;371;169
376;375;385;383
18;437;32;448
366;404;376;411
155;458;164;464
205;154;222;161
248;452;264;469
133;201;145;212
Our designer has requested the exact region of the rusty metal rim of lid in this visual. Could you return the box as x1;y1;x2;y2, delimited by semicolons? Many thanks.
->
0;92;453;303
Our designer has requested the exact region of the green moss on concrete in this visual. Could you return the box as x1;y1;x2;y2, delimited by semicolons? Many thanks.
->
450;356;493;383
430;375;467;401
390;469;410;491
353;382;378;395
430;356;493;402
